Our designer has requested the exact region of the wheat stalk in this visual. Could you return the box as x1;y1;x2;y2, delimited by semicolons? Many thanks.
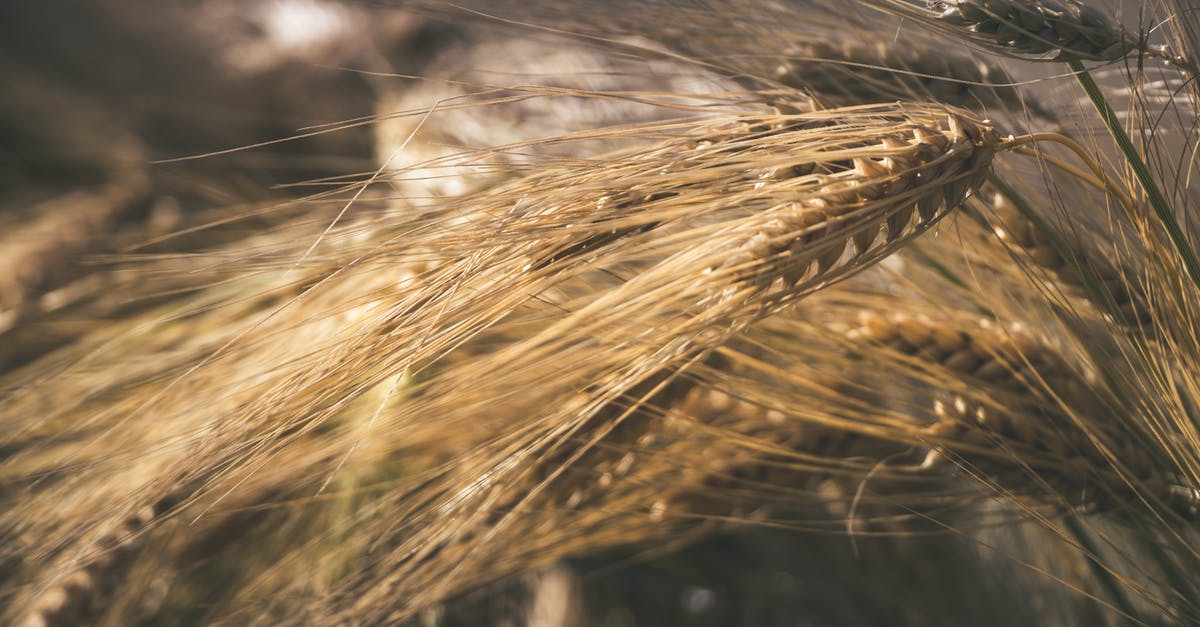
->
304;103;1002;624
0;99;1001;625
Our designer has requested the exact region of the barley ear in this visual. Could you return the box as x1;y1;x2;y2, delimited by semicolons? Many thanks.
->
934;0;1136;61
847;312;1179;515
711;105;1000;302
862;0;1147;63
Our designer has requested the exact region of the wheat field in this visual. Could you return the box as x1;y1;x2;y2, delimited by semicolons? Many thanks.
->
4;1;1200;625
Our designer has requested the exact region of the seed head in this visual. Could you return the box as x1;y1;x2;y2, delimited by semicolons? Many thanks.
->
930;0;1137;62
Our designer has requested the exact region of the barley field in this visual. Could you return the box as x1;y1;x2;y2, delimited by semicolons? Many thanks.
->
4;1;1200;625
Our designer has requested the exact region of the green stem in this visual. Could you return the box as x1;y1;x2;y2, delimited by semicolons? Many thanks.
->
1068;60;1200;292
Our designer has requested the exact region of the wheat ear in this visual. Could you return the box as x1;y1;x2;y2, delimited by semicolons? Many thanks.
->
705;105;999;300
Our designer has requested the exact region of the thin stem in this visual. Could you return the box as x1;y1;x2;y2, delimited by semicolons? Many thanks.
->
1001;133;1136;212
